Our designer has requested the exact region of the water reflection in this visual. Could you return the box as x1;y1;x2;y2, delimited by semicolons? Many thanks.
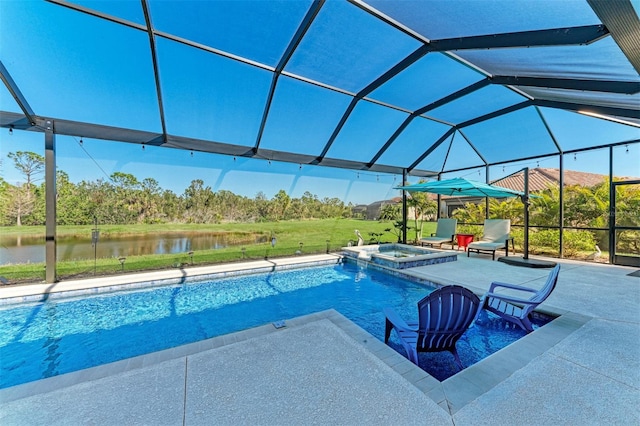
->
0;232;261;265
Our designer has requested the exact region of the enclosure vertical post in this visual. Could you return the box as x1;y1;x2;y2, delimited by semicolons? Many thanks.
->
485;165;490;219
536;106;563;259
523;167;530;260
402;168;407;244
45;120;57;283
559;154;564;258
608;146;615;264
436;174;442;218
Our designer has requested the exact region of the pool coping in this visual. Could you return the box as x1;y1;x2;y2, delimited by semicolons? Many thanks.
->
0;253;344;305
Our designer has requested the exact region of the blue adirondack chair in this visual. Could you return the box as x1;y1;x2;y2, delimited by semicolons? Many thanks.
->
384;285;480;369
478;264;560;332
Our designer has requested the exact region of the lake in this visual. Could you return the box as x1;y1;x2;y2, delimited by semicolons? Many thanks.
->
0;232;264;265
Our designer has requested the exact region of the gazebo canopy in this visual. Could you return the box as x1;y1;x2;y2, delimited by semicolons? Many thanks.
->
1;0;639;178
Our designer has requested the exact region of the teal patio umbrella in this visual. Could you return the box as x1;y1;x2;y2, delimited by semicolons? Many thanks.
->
396;177;525;198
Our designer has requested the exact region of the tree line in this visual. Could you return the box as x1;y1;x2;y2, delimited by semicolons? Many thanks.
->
0;151;356;226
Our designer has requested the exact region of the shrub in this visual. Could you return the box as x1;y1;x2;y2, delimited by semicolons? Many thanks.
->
457;225;483;239
562;230;598;255
511;228;596;257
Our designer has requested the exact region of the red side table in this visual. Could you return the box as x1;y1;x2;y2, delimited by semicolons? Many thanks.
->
456;234;474;251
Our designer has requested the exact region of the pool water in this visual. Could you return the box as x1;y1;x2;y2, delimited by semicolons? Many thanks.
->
0;263;549;388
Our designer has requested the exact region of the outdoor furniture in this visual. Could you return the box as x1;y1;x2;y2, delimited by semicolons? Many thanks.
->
477;264;560;332
456;233;474;251
420;218;457;248
467;219;515;260
384;285;480;369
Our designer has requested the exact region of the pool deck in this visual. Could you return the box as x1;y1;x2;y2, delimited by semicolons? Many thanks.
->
1;253;638;425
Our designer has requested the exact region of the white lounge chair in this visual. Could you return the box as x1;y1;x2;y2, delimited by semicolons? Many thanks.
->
419;219;457;248
467;219;515;260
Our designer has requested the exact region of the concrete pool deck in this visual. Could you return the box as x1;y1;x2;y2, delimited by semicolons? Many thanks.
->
1;253;638;424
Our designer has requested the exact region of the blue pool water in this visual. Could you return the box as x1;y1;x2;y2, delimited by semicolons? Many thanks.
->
0;263;549;388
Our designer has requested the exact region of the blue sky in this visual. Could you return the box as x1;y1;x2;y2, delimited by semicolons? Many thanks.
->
1;1;638;205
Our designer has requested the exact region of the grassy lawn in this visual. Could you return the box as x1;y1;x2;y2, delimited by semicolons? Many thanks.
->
0;219;437;284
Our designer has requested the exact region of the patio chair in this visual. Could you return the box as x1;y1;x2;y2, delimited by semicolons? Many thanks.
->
384;285;480;369
467;219;515;260
477;264;560;332
419;218;457;248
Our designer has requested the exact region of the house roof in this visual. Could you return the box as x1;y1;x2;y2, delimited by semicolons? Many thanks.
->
492;167;639;192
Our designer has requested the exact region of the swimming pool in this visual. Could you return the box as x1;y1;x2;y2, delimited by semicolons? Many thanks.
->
0;263;548;388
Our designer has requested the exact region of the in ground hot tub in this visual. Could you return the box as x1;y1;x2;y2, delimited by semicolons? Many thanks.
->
342;243;458;269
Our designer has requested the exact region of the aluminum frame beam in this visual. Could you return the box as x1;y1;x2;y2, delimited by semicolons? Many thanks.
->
430;25;609;51
457;129;488;166
457;101;533;129
406;101;532;174
533;99;640;119
588;0;640;74
315;45;432;163
0;111;437;177
407;128;456;172
0;60;36;126
354;0;609;48
416;79;492;116
491;76;640;94
254;0;324;152
434;138;639;176
367;79;490;167
141;0;168;142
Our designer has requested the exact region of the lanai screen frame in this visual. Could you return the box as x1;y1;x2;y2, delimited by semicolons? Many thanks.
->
1;0;639;282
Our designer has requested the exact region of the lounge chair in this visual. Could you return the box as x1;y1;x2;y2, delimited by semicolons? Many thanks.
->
477;264;560;332
384;285;480;369
419;218;457;248
467;219;515;260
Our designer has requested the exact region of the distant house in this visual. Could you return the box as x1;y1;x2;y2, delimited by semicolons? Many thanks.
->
356;196;440;221
441;168;638;216
353;198;402;220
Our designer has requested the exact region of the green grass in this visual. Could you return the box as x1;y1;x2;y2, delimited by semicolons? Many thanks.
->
0;219;437;284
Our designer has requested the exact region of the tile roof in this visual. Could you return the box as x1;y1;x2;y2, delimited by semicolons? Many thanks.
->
491;168;638;192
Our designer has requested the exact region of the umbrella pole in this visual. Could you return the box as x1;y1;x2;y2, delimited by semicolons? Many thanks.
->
498;168;556;268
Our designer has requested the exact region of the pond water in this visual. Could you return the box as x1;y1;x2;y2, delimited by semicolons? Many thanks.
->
0;232;263;265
